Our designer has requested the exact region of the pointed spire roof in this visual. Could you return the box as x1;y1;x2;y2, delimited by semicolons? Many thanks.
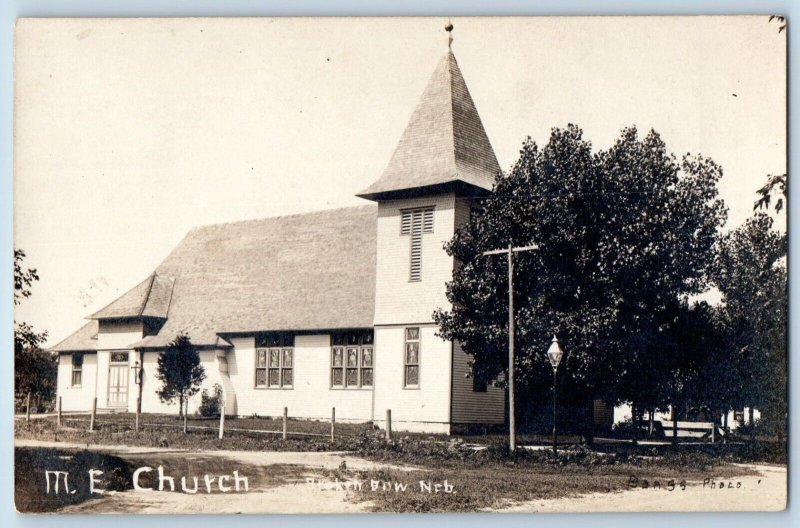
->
357;49;500;201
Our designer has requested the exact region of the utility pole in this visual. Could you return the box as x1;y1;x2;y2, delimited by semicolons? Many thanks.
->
483;243;538;452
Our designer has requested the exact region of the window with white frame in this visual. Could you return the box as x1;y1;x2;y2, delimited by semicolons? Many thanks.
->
400;207;434;281
404;327;420;387
71;353;83;387
331;330;373;388
255;333;294;388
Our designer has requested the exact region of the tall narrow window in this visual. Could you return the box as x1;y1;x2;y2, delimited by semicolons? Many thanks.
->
404;327;420;388
71;353;84;387
472;364;488;392
400;207;434;281
255;333;294;388
331;330;373;388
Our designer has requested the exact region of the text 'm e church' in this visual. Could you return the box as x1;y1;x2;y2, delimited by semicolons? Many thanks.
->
51;29;508;433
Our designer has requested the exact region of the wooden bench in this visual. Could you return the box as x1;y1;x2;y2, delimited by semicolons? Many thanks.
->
659;420;718;442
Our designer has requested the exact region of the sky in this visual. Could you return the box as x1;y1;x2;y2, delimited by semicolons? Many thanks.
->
13;16;786;346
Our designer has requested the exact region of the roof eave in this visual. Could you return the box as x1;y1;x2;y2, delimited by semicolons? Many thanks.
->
88;314;167;323
356;179;493;202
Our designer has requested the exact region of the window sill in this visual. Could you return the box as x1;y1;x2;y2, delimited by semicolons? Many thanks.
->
254;386;294;390
329;386;373;390
402;386;420;390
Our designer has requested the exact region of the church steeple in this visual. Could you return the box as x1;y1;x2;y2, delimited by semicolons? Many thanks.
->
357;25;500;201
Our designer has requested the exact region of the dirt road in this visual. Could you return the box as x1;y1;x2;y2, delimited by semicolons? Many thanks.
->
493;464;787;512
16;439;786;513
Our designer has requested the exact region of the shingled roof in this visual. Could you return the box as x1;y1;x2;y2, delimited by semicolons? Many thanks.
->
357;50;501;200
52;205;378;352
50;320;99;352
90;273;175;320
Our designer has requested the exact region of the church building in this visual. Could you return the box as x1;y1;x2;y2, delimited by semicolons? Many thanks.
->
52;34;507;433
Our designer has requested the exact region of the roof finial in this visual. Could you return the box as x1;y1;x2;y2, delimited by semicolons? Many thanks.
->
445;19;454;49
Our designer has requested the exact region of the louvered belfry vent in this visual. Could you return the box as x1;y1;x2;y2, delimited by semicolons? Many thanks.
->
401;207;434;281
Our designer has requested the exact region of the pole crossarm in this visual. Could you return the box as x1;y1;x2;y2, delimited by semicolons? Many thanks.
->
482;244;538;256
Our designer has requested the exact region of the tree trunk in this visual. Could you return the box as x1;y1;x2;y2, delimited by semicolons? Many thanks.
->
648;409;654;438
179;394;184;418
585;397;594;446
671;403;678;445
723;410;728;444
748;406;755;442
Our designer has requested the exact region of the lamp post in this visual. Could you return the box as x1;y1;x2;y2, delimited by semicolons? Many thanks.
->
131;358;143;432
547;335;565;455
131;361;142;385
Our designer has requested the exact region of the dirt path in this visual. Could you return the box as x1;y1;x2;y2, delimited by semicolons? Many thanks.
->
61;481;372;514
492;464;787;513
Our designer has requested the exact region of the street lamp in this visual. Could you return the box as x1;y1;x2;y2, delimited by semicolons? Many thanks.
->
131;361;142;385
131;358;144;432
547;335;565;455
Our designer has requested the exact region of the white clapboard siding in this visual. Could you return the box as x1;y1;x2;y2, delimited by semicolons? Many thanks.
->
371;325;452;434
139;349;224;415
374;195;456;325
56;352;98;412
227;335;373;421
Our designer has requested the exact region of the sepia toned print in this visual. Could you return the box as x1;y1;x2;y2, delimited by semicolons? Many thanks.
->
13;17;786;513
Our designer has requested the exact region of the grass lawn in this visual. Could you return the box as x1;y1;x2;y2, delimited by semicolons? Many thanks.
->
16;414;375;451
63;412;374;436
343;443;760;512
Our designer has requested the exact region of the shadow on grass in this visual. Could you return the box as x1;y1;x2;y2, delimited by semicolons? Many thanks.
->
15;446;314;513
15;447;132;513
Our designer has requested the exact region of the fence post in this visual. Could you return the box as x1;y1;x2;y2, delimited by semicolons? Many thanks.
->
331;407;336;442
218;401;225;440
282;407;288;440
26;392;31;421
385;409;392;441
135;397;141;433
57;397;62;427
89;397;97;432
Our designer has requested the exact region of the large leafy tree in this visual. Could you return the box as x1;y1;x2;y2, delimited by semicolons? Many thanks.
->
434;125;726;429
14;249;55;411
659;301;727;422
712;213;786;437
156;333;206;417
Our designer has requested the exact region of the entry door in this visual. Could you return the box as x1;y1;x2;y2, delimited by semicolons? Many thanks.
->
107;364;129;407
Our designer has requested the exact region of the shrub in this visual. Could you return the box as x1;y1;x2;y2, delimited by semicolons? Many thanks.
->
610;417;662;440
198;384;223;417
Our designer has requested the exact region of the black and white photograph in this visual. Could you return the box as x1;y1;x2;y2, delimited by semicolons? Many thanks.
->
12;16;787;513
